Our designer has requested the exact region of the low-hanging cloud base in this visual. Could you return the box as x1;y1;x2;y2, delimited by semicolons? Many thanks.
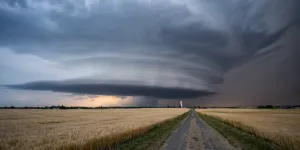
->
6;82;215;99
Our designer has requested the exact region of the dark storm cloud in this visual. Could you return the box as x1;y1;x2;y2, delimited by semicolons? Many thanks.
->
199;27;300;106
1;0;300;102
6;81;214;99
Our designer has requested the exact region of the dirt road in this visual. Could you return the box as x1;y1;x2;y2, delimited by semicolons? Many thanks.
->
160;111;237;150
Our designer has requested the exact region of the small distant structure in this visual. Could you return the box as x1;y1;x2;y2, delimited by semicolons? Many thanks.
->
180;101;183;108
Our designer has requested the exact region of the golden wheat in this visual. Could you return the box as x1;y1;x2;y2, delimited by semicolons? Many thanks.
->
0;108;188;150
197;108;300;149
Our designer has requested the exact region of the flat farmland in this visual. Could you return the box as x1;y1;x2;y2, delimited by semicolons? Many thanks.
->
197;109;300;149
0;108;188;150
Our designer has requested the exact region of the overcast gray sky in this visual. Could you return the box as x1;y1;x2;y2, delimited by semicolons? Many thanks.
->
1;0;300;106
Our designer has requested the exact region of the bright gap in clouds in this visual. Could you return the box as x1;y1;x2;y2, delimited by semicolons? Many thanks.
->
0;87;140;107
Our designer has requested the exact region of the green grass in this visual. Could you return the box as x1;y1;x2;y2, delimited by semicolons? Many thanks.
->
197;112;284;150
115;111;189;150
58;111;189;150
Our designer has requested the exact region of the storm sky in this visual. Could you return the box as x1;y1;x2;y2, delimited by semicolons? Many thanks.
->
1;0;300;106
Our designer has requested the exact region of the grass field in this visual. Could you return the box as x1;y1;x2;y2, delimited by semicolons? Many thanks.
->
197;109;300;150
0;108;188;150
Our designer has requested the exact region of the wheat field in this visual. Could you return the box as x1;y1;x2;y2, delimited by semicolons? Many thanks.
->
197;108;300;149
0;108;188;150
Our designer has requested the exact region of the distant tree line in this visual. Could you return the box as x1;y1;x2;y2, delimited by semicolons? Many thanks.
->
1;105;299;109
257;105;299;109
257;105;278;109
192;105;300;109
0;105;94;109
0;105;184;109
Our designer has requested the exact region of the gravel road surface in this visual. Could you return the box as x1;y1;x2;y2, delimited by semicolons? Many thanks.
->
160;110;238;150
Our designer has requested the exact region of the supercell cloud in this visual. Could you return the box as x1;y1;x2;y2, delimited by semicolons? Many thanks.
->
1;0;300;104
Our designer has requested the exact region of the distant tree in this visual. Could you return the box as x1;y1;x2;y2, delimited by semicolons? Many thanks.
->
59;105;67;109
257;105;274;109
265;105;273;109
10;106;15;109
257;105;265;109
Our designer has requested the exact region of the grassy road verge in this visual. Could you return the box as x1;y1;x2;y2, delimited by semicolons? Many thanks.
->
197;112;284;150
58;111;189;150
115;111;189;150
